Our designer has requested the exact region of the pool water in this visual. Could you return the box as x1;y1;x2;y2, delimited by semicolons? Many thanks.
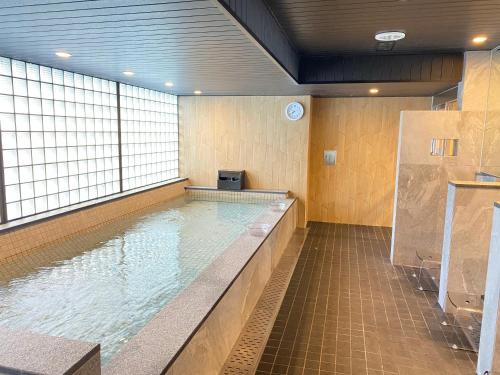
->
0;198;268;363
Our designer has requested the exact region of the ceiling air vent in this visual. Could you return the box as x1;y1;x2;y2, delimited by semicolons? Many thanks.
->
376;41;396;51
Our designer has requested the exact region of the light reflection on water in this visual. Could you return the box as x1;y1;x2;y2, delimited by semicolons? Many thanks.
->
0;198;267;364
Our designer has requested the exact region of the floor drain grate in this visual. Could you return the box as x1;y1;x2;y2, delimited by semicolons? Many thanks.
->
220;230;306;375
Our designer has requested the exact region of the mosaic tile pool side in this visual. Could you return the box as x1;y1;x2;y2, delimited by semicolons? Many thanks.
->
186;188;288;203
0;197;268;364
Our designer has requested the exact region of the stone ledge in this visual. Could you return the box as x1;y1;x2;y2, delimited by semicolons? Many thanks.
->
185;186;289;195
0;327;100;375
449;180;500;189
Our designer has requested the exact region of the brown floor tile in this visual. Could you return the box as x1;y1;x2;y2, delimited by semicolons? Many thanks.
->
257;223;477;375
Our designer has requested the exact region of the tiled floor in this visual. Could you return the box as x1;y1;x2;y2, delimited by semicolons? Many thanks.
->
256;222;477;375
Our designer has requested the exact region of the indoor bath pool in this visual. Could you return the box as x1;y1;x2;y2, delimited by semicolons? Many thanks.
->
0;198;268;364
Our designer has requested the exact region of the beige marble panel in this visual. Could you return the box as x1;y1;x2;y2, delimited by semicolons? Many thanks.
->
398;111;484;167
170;271;247;374
270;202;297;268
481;48;500;177
461;51;491;112
477;203;500;375
0;180;188;264
179;96;311;228
391;164;477;266
391;110;482;266
438;184;500;311
73;352;102;375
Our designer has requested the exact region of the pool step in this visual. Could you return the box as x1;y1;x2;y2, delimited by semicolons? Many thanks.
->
220;228;307;375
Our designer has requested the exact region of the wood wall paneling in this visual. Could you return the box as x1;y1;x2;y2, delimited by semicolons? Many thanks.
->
308;97;431;227
179;96;311;227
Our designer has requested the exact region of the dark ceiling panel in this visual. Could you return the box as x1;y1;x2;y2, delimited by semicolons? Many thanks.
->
300;53;463;84
302;81;455;98
217;0;300;80
265;0;500;55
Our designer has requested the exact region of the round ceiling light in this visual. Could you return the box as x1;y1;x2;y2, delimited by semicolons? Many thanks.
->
472;35;488;45
55;51;72;58
375;31;406;42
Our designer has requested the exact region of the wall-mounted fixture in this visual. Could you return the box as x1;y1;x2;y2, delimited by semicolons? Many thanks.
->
285;101;304;121
430;139;459;156
324;150;337;165
217;170;245;190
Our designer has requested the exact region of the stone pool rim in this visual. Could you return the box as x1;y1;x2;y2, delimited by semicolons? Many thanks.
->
103;196;297;375
185;185;289;195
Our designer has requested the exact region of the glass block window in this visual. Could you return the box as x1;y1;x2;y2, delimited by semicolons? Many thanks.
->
120;83;179;190
0;57;120;220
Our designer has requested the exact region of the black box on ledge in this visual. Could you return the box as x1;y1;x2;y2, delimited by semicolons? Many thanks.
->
217;170;245;190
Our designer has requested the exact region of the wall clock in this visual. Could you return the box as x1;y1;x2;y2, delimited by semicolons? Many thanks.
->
285;101;304;121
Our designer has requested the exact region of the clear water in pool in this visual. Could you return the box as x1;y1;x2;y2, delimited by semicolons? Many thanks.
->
0;198;268;364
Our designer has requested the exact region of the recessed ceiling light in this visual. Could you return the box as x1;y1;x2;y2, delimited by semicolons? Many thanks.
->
472;35;488;44
165;82;174;87
194;90;202;95
122;71;135;76
55;51;72;58
375;31;406;42
369;88;379;94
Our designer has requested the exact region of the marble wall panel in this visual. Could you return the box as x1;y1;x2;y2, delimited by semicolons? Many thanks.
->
391;111;483;266
477;202;500;375
73;352;102;375
460;51;492;112
438;183;500;310
481;48;500;177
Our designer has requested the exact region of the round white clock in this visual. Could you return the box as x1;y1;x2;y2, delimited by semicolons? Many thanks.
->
285;101;304;121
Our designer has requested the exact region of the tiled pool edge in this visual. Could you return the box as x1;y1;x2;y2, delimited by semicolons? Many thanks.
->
185;185;289;202
103;198;298;375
